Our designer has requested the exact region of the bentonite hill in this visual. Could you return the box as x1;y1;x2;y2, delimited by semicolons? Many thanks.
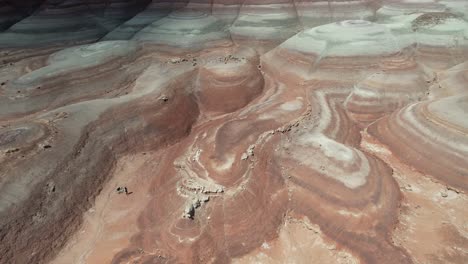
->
0;0;467;263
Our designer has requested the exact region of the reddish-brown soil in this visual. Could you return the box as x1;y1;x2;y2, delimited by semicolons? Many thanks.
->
0;1;467;264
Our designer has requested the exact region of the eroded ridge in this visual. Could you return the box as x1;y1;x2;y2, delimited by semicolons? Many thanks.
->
368;95;468;192
0;1;467;264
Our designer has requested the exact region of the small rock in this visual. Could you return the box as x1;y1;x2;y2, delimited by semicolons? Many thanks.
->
247;145;255;157
116;187;128;194
241;153;248;160
170;58;180;63
183;204;195;219
5;148;20;154
447;186;460;194
46;182;55;194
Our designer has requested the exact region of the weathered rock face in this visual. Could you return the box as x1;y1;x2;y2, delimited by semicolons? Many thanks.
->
0;0;147;48
0;41;139;119
229;0;301;51
296;0;375;27
345;55;429;126
368;95;468;192
102;1;187;40
133;8;231;52
196;47;264;113
0;1;467;264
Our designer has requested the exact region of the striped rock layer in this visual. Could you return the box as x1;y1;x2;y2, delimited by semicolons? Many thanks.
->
0;1;467;264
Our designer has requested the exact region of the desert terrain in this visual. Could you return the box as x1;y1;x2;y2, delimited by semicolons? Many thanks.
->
0;0;467;263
